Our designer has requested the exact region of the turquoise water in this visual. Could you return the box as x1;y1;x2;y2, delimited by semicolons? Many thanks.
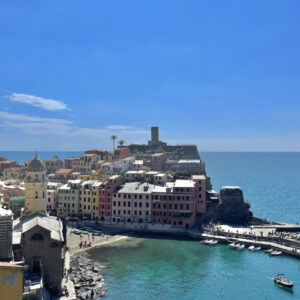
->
88;237;299;300
2;151;300;299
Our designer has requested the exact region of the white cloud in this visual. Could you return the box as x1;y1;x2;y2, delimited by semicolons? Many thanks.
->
0;112;148;147
8;93;67;111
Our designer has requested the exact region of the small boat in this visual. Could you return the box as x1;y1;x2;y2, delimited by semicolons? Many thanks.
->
233;243;240;249
248;245;255;251
264;248;273;253
273;274;294;288
255;247;261;251
228;242;236;248
270;250;282;256
207;239;218;245
238;244;245;250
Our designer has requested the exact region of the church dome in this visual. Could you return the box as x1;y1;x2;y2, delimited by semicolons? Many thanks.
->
27;153;46;172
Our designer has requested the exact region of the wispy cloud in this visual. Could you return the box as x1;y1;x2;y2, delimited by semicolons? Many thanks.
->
8;93;68;111
0;111;148;142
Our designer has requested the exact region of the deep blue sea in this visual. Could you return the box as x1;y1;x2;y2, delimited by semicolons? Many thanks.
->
2;151;300;299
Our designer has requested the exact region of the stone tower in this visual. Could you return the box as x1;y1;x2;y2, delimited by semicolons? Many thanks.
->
23;153;47;216
151;126;159;145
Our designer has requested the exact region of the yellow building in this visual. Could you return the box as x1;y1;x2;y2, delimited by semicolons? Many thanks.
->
0;262;24;300
23;153;47;216
80;181;101;220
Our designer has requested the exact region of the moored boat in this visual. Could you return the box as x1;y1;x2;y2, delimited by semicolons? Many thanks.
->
255;247;261;251
273;274;294;288
270;250;282;256
248;245;255;251
264;248;273;253
238;244;245;250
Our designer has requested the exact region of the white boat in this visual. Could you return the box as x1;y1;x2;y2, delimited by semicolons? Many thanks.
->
238;244;245;250
207;239;218;245
255;247;261;251
273;274;294;288
248;245;255;251
264;248;273;253
228;242;236;248
233;243;240;249
270;250;282;256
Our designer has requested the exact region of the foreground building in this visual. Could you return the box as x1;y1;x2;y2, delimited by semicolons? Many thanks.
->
0;207;13;261
0;262;24;300
13;154;64;295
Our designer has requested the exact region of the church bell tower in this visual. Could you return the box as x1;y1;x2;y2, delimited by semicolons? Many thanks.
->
23;153;47;216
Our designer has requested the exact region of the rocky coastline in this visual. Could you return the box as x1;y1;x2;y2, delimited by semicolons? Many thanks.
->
70;253;107;299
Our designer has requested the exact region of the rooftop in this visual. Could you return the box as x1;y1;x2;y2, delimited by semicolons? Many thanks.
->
13;213;64;243
0;262;24;269
27;154;46;172
192;175;206;180
118;182;156;194
178;159;201;164
174;180;195;188
0;207;12;217
55;168;73;175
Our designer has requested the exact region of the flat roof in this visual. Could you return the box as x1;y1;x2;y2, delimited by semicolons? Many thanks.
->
192;175;206;180
174;180;195;188
222;186;241;190
178;159;201;163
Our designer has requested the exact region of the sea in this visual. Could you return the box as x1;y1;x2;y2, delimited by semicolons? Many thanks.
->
2;151;300;299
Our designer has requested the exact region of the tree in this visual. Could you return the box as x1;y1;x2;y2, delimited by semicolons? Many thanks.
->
111;135;117;151
118;140;125;147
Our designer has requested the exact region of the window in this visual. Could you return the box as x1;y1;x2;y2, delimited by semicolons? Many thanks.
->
50;242;59;248
31;233;44;241
35;191;38;199
128;202;131;207
124;202;126;207
113;201;116;206
139;195;142;199
180;204;183;209
146;203;149;208
134;202;137;207
139;203;142;208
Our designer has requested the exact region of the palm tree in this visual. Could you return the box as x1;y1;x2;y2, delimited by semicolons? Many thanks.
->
118;140;125;148
111;135;117;151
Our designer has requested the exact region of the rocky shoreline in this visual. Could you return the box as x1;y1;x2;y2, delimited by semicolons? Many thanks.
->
70;253;107;299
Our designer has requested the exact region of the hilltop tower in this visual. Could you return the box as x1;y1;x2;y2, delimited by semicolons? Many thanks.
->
148;126;167;147
23;153;47;216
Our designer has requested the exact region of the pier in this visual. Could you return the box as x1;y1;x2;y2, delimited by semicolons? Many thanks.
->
198;225;300;259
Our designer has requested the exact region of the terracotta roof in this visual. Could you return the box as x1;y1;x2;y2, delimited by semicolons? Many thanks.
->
0;262;24;269
55;168;73;175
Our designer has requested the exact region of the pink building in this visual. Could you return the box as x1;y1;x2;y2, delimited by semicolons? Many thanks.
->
112;182;153;223
47;182;61;212
150;153;166;171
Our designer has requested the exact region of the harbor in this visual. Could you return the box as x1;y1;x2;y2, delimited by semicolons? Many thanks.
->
198;223;300;259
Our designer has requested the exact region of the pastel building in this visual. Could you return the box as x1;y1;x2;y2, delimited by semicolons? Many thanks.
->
64;157;80;171
80;154;99;175
112;182;154;223
80;180;102;219
57;179;82;218
0;262;24;300
99;175;124;221
47;182;61;212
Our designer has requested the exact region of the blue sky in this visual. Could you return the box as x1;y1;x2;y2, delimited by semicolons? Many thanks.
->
0;1;300;151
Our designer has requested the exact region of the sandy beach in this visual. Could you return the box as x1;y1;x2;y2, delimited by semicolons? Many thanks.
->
66;227;129;256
